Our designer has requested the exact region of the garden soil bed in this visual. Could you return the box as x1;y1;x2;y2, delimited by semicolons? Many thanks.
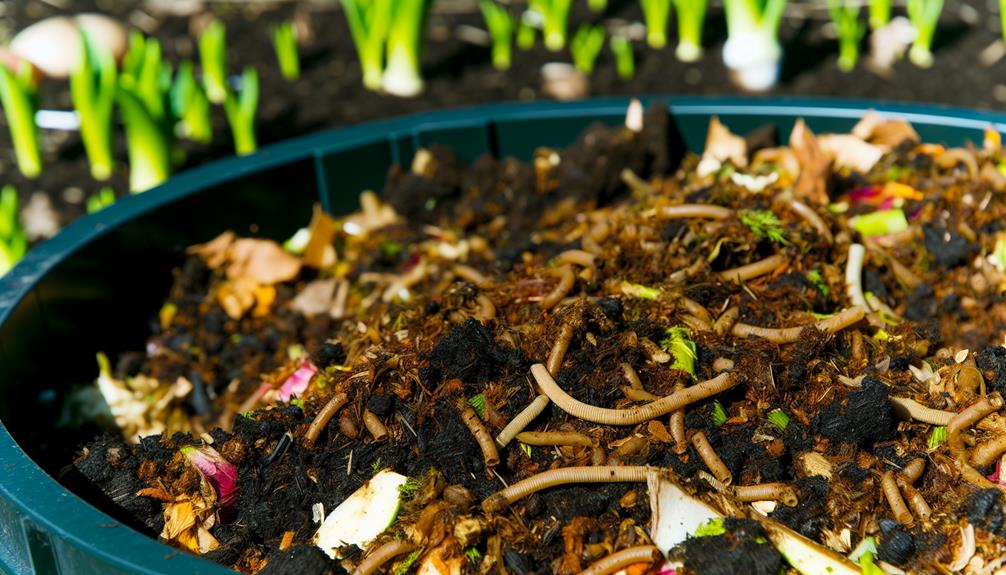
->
1;0;1004;238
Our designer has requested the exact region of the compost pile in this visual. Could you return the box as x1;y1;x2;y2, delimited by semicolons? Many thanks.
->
74;103;1006;575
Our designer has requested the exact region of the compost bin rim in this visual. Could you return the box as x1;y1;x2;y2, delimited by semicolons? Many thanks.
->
0;96;1004;574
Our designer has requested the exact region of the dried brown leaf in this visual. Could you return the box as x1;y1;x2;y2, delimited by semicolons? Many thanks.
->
226;239;301;285
817;134;885;174
697;117;747;177
851;111;919;149
788;119;830;205
303;204;338;269
289;278;338;317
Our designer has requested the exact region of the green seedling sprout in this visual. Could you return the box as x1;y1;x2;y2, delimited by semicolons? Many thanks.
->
517;18;537;49
640;0;672;48
767;408;790;431
481;1;515;70
342;0;393;91
71;31;117;181
610;35;635;79
272;21;301;81
0;186;27;276
722;0;788;90
171;61;212;144
224;67;259;156
739;209;789;244
0;60;41;179
710;401;727;426
674;0;709;61
382;0;431;97
907;0;943;67
928;425;947;448
570;24;605;73
829;0;865;71
870;0;891;29
588;0;608;11
86;187;116;214
118;32;173;192
198;20;229;103
530;0;574;51
1001;0;1006;45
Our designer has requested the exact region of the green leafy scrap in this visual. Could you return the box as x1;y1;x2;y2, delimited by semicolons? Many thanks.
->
807;270;829;297
394;547;424;575
661;327;697;376
928;426;947;449
694;517;725;537
468;394;487;419
711;401;727;426
767;408;790;431
739;209;789;245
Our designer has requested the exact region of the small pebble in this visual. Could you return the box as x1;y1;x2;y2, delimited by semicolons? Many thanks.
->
62;187;84;204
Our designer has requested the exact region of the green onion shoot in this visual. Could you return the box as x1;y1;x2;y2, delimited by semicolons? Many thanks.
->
171;61;212;144
86;187;116;214
849;537;885;575
71;31;117;181
610;35;635;79
382;0;431;97
342;0;392;91
118;32;173;193
828;0;865;72
517;18;537;50
0;59;41;179
739;209;789;244
198;20;229;103
906;0;943;67
570;24;605;73
674;0;710;61
661;327;697;376
224;67;259;156
640;0;672;48
480;1;515;70
272;21;301;81
869;0;891;29
530;0;574;51
588;0;608;12
0;186;27;276
767;408;790;431
849;208;908;238
722;0;787;90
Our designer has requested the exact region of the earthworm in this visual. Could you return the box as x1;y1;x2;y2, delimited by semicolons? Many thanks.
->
882;470;914;526
889;397;953;426
681;314;713;333
971;433;1006;467
582;221;610;254
691;431;733;485
541;265;575;310
532;363;737;426
845;244;868;308
713;306;739;336
482;466;649;513
578;545;660;575
669;387;688;455
785;198;833;244
896;476;932;521
475;294;496;322
621;168;656;195
948;393;1004;458
659;204;733;220
899;458;926;485
362;409;388;442
548;321;578;376
496;395;551;447
452;264;491;288
304;391;349;449
352;540;417;575
958;460;999;489
720;254;788;283
681;297;712;324
556;249;597;268
730;306;865;344
517;431;605;465
867;245;922;289
734;483;799;506
620;363;658;401
516;431;596;447
458;401;499;467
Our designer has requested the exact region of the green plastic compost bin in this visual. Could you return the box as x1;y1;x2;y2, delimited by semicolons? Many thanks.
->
0;97;1004;574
